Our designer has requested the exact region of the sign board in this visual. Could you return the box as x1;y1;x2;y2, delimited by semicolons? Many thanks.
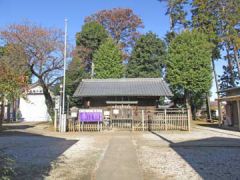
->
55;96;60;110
71;112;78;118
79;109;103;122
104;111;110;116
113;109;119;115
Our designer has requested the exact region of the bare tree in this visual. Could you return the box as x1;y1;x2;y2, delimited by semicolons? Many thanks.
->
1;22;64;118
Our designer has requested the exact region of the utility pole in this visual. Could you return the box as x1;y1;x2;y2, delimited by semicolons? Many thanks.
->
91;62;94;79
61;18;68;132
59;84;62;131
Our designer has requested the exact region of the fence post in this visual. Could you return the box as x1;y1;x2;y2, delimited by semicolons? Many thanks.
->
97;121;100;132
142;110;145;131
187;108;191;131
132;109;134;131
164;109;167;131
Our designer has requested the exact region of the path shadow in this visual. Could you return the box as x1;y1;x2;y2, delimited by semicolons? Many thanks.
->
0;130;78;180
151;132;240;180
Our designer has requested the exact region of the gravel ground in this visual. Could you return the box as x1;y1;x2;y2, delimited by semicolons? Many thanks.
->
133;128;240;180
46;136;110;180
1;122;240;180
0;122;110;180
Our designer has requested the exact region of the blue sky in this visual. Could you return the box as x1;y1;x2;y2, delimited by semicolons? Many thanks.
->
0;0;225;100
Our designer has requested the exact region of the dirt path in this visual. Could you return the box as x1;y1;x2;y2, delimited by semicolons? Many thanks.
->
95;132;143;180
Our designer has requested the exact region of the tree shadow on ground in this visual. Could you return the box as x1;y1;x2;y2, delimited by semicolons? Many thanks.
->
152;131;240;180
1;124;34;131
0;130;78;180
197;123;239;132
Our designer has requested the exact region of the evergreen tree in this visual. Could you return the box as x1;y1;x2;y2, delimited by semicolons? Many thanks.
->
64;22;109;107
192;0;240;89
159;0;189;32
75;21;109;73
65;57;87;107
126;32;166;78
93;38;124;78
166;30;213;118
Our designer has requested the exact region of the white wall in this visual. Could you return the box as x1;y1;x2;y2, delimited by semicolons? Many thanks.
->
19;85;50;122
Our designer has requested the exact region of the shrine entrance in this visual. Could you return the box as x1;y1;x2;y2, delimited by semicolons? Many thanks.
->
104;101;137;130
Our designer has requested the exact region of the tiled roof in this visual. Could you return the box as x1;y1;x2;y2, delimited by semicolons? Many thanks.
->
73;78;173;97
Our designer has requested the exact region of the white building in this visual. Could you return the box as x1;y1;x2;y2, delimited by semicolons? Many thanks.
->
19;83;51;122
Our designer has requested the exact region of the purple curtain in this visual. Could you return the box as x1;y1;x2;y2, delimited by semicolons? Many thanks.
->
79;112;102;122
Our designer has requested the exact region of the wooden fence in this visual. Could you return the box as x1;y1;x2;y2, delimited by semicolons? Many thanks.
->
67;108;190;132
68;120;102;132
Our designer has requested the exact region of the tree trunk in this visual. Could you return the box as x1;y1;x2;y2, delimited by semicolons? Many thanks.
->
191;104;196;120
226;43;235;87
170;14;173;32
39;79;54;121
212;57;222;125
206;92;212;122
185;91;192;121
7;102;10;121
0;96;4;131
233;46;240;78
12;98;16;122
212;58;219;92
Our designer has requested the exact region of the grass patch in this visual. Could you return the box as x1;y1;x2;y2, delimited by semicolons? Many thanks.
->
0;151;15;180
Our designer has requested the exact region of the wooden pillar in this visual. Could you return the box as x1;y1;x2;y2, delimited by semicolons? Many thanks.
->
217;100;223;127
142;110;144;131
236;100;240;131
131;109;134;131
79;121;81;132
164;109;167;131
82;121;84;132
187;108;191;131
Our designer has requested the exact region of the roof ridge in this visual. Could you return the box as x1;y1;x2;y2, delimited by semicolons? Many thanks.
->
82;78;163;82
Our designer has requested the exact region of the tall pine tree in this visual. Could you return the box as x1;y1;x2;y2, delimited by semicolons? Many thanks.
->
159;0;189;32
192;0;240;89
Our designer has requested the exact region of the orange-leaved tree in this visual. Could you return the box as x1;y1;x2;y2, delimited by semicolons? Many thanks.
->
0;45;29;129
85;8;144;55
